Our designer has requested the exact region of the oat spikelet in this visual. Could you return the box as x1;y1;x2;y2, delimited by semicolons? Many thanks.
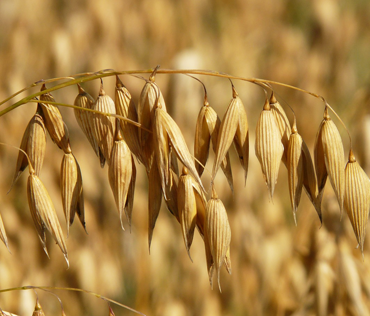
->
74;84;101;159
194;101;234;190
270;93;291;166
317;107;345;213
32;299;45;316
92;81;116;166
344;150;370;254
163;169;179;222
39;84;71;153
137;78;167;148
177;167;198;259
0;211;9;251
255;99;284;198
108;128;133;230
302;141;321;222
61;152;85;235
27;171;68;265
212;86;248;185
148;161;162;250
205;187;231;292
155;107;205;193
11;109;46;188
287;122;304;224
115;76;143;163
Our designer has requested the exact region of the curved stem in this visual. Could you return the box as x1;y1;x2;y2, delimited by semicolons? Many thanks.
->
0;286;146;316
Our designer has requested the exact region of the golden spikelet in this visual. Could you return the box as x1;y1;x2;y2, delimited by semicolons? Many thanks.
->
316;107;345;213
148;160;162;250
301;140;321;222
137;78;166;147
39;84;71;153
177;167;198;259
344;150;370;254
195;100;234;190
287;122;304;224
0;211;9;251
115;76;143;163
163;169;179;222
205;188;231;292
32;299;45;316
270;92;291;166
74;84;101;159
92;81;116;166
154;106;205;193
11;108;46;188
61;152;85;235
212;86;248;185
108;128;133;230
27;169;68;265
255;99;284;198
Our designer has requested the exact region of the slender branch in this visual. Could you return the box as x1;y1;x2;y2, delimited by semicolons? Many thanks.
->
0;286;146;316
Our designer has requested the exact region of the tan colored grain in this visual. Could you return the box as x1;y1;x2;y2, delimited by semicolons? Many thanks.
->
255;99;284;198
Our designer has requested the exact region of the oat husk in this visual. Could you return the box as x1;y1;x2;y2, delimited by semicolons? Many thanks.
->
255;99;284;198
301;140;321;222
163;169;179;221
61;152;85;235
194;101;233;190
212;86;248;185
74;84;101;159
154;107;205;193
270;92;291;166
108;128;133;230
115;76;143;163
205;188;231;292
148;160;162;250
287;123;304;224
92;81;116;166
315;107;345;213
344;150;370;253
27;171;68;265
11;109;46;189
39;84;71;153
137;79;167;148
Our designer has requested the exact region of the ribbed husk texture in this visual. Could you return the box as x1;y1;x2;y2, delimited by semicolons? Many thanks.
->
255;99;284;198
344;150;370;254
39;85;71;153
0;212;9;250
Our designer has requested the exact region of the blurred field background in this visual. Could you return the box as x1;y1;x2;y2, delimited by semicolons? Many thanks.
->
0;0;370;315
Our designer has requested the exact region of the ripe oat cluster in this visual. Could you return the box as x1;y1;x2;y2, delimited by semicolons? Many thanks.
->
0;68;368;292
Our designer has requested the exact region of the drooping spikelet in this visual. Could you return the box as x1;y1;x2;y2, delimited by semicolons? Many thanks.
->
177;167;206;259
108;126;133;230
27;167;68;265
255;99;284;198
74;84;101;160
61;152;85;235
301;141;321;222
115;76;143;163
315;107;345;213
92;80;116;166
137;75;167;148
194;100;233;190
148;160;162;250
269;92;291;166
205;187;231;292
287;121;304;224
212;85;248;185
11;107;46;188
39;84;71;153
344;149;370;254
154;106;205;193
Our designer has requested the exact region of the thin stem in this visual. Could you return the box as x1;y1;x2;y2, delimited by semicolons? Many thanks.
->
0;286;146;316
